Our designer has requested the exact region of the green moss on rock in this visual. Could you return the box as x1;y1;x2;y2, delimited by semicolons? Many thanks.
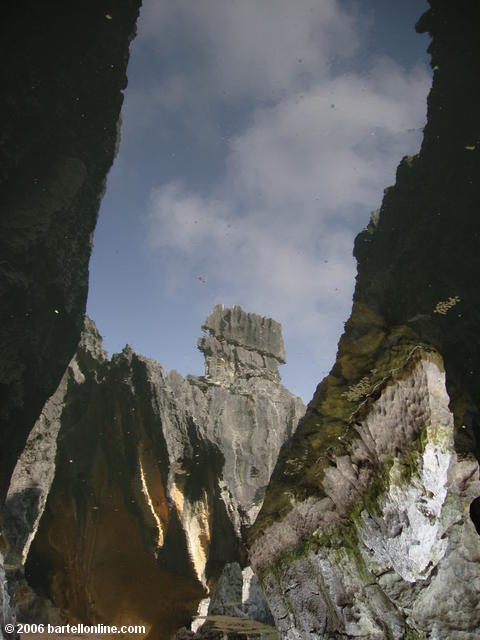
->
249;335;441;546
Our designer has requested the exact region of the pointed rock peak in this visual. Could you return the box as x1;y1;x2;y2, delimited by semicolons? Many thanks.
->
198;305;286;385
121;343;135;358
77;315;108;365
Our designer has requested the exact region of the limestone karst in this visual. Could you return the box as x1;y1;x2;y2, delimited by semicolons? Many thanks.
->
3;307;304;639
1;1;480;639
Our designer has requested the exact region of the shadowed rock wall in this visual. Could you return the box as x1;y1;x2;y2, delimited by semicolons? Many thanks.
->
248;2;480;638
0;0;141;506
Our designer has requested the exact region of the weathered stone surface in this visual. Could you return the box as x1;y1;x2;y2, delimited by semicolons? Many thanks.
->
241;567;274;628
3;318;107;568
202;305;286;363
0;551;15;638
1;320;109;634
199;305;286;387
5;309;303;639
252;353;480;638
0;0;141;507
248;2;480;637
192;562;274;629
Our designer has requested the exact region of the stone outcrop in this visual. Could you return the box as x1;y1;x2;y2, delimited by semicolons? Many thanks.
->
199;305;286;385
4;308;304;639
251;352;480;638
248;2;480;638
0;0;141;507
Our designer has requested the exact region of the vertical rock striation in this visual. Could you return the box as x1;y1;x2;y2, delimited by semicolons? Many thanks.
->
199;304;286;385
4;308;304;639
248;2;480;638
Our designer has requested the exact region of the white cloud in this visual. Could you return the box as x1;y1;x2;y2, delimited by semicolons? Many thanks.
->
138;0;431;376
225;58;429;212
146;178;355;361
137;0;361;102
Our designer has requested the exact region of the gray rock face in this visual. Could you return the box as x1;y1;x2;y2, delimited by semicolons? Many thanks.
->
4;308;304;639
205;563;273;625
198;305;286;386
202;305;286;363
2;318;108;569
0;551;15;638
208;563;246;619
168;374;302;531
251;352;480;638
188;563;276;638
1;319;108;633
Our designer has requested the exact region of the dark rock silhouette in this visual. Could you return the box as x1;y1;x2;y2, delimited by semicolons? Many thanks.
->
0;0;141;506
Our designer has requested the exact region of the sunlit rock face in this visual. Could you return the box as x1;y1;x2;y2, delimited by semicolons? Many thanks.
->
5;309;304;639
199;304;286;385
248;2;480;638
251;352;480;638
0;1;141;507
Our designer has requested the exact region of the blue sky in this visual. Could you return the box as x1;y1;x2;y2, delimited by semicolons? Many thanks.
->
87;0;431;403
